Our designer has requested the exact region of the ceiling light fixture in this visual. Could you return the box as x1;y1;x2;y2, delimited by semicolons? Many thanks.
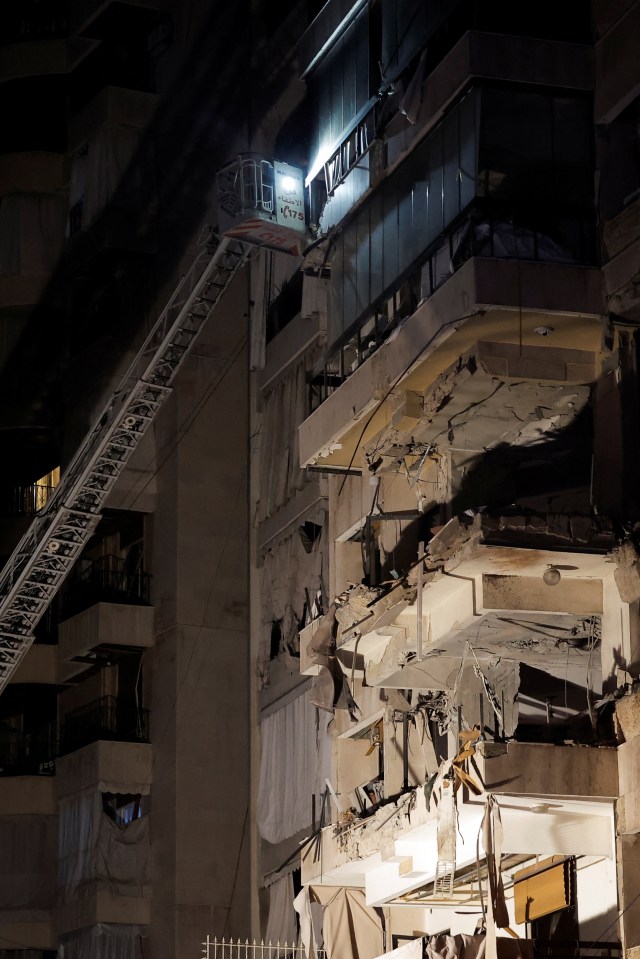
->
543;566;561;586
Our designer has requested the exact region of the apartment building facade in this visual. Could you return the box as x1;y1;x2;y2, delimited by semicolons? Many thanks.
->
251;4;640;959
3;1;640;959
0;2;314;959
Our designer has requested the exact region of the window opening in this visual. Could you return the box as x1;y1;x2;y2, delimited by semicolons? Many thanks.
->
102;792;146;826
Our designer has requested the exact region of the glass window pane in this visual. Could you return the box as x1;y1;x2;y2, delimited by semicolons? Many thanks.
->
427;130;444;243
459;89;477;209
369;190;384;301
382;178;399;291
443;111;460;223
342;222;357;333
356;207;370;319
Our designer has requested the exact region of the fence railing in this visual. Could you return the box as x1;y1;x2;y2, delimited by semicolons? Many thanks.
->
3;483;57;516
202;939;325;959
59;696;150;756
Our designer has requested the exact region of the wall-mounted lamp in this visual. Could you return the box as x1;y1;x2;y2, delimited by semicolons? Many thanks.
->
543;566;561;586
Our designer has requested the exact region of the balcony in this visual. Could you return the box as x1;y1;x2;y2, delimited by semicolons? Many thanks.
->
59;554;151;622
0;482;56;516
58;600;154;681
2;0;69;42
56;737;152;798
309;205;599;414
0;720;56;776
59;695;149;756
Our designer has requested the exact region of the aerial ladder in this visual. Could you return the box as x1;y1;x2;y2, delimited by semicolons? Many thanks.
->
0;232;251;695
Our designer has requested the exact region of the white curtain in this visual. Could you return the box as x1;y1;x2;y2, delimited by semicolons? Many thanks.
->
58;923;146;959
58;793;96;894
265;873;298;946
257;693;331;844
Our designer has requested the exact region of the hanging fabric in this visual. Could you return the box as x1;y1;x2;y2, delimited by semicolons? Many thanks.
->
480;796;510;959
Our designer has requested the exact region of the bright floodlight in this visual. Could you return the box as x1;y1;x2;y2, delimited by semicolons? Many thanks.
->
281;175;297;192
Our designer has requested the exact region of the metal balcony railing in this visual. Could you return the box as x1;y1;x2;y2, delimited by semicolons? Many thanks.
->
2;483;57;516
309;203;596;412
59;554;151;621
3;0;69;41
0;720;57;776
202;938;620;959
202;939;326;959
59;696;149;756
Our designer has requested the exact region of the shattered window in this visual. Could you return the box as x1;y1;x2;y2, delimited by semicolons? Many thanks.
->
270;621;283;661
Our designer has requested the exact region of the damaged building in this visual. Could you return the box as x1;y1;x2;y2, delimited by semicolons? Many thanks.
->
250;3;640;959
2;2;640;959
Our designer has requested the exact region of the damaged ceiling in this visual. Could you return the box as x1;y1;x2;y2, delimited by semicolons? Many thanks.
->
303;308;603;472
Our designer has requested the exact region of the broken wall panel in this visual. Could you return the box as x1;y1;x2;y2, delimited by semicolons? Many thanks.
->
513;856;574;924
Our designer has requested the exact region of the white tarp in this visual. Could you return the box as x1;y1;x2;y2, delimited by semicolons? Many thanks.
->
265;873;298;946
58;792;149;897
373;939;423;959
257;692;330;844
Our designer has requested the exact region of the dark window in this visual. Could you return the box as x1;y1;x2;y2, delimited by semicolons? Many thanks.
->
599;95;640;221
308;7;371;170
327;86;594;349
102;792;147;826
270;621;282;661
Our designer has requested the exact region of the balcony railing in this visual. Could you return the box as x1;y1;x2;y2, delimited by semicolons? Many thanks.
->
0;720;57;776
59;554;151;621
2;482;56;516
3;0;69;41
202;938;619;959
59;696;150;756
203;939;326;959
309;204;596;411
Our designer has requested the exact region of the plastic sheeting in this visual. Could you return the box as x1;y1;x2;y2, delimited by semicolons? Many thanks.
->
373;939;423;959
58;792;149;898
296;887;383;959
259;521;325;678
58;923;146;959
426;935;532;959
0;814;56;916
265;873;298;946
256;692;331;845
257;346;323;524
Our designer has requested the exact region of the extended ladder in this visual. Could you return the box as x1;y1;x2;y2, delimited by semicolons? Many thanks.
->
0;233;249;692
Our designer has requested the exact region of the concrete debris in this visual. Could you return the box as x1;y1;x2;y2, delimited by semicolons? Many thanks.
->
614;541;640;604
425;513;483;568
615;686;640;743
336;581;416;646
481;512;614;551
306;603;360;719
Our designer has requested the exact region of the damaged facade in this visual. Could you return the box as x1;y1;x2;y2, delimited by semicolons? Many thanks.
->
251;4;640;959
2;3;640;959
